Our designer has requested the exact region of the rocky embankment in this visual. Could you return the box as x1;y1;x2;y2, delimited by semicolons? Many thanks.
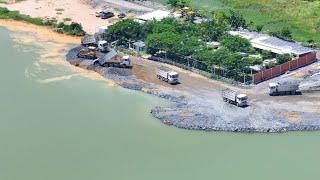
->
66;46;320;133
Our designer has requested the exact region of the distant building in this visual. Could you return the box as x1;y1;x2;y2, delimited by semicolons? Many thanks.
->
95;24;114;35
229;30;313;57
135;10;170;23
133;41;145;52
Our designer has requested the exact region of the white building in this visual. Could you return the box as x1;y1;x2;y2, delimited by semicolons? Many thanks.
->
135;10;170;23
229;30;313;57
95;23;114;34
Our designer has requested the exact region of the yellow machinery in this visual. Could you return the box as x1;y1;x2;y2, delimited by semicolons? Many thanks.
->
78;46;97;59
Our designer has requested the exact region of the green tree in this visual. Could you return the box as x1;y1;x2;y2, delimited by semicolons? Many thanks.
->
280;27;292;39
242;56;263;65
67;22;85;36
276;54;292;64
145;32;181;55
107;19;142;41
211;48;234;65
199;19;229;41
261;50;273;59
220;35;252;53
167;0;191;8
223;10;246;29
256;24;264;32
176;35;204;56
194;49;216;66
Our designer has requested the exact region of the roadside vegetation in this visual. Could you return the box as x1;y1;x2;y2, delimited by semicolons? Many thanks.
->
105;14;283;82
0;7;85;36
153;0;320;47
105;0;305;82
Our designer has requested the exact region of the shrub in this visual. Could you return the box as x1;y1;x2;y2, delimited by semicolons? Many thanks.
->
269;27;293;40
265;62;277;69
261;50;273;59
276;54;292;64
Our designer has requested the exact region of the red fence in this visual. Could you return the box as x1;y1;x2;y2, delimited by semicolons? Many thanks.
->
253;52;317;84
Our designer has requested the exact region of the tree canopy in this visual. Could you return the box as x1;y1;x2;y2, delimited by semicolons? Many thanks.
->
219;35;252;53
105;12;260;81
107;19;143;41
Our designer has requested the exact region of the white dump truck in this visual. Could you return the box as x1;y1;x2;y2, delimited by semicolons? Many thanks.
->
156;66;179;84
222;89;248;107
94;53;132;68
98;40;108;52
269;81;299;96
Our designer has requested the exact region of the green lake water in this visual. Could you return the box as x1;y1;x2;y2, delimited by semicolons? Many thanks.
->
0;26;320;180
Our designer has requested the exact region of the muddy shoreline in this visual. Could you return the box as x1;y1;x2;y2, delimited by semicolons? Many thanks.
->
3;1;320;133
66;46;320;133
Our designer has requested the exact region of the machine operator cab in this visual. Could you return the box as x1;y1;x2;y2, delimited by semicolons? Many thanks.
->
269;82;279;95
98;40;108;52
168;71;179;84
119;56;132;68
236;94;248;107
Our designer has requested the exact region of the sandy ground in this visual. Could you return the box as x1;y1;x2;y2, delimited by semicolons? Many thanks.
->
0;0;166;34
101;0;154;12
0;0;127;34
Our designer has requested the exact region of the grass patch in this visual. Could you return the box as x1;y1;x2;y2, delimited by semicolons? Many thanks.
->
0;7;44;25
152;0;320;46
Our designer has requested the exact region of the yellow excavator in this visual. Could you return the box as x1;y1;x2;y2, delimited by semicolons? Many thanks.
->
180;7;195;21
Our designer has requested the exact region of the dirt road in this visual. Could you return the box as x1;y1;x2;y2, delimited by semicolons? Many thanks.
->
62;42;320;132
128;56;241;96
127;54;320;121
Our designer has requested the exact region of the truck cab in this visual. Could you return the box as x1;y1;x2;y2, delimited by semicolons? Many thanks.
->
168;72;179;84
269;82;278;95
236;94;248;107
120;56;132;68
98;40;108;52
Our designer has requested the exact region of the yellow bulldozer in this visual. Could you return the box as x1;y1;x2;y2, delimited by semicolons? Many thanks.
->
77;46;97;59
